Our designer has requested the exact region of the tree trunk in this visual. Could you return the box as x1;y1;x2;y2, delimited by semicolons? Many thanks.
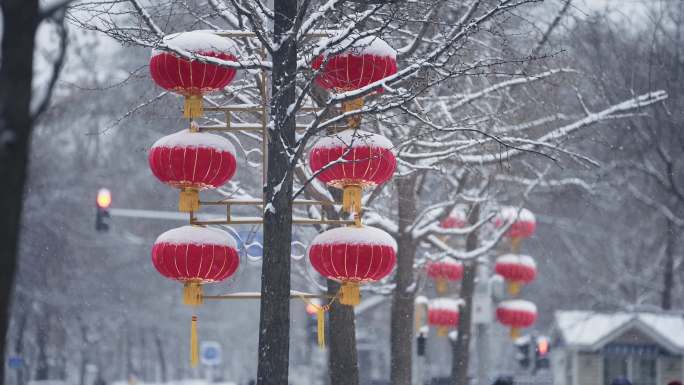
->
256;2;297;385
451;203;479;385
13;309;28;385
0;1;40;383
327;280;360;385
154;331;168;383
662;218;675;310
390;175;418;385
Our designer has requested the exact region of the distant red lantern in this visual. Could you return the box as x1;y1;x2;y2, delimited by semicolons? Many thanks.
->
496;300;537;339
494;207;536;251
312;36;397;127
309;226;397;306
150;31;238;118
152;225;240;367
309;129;396;214
494;254;537;295
427;298;462;337
149;129;237;212
426;257;463;294
440;206;468;229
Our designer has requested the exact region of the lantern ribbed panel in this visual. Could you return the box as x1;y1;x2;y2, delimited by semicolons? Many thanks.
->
440;216;466;229
494;207;536;239
427;308;460;328
426;259;464;282
308;226;397;283
151;226;240;283
312;53;397;91
496;301;537;329
309;130;396;188
150;52;237;96
494;261;537;283
148;131;237;190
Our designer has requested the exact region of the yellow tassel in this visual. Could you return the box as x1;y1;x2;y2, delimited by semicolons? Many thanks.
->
179;188;200;213
510;327;521;340
184;95;204;119
190;315;199;367
511;236;522;253
436;278;448;295
507;281;522;296
342;185;363;216
317;308;325;349
342;98;365;129
437;326;448;337
183;281;204;306
415;306;423;332
339;282;361;306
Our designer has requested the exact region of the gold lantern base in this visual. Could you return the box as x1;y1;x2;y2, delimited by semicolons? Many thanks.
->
179;188;200;213
339;281;361;306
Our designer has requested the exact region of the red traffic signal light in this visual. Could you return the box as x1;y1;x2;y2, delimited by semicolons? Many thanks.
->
537;336;549;355
96;188;112;209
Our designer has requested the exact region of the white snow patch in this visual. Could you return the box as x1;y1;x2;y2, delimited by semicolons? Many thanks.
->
312;129;394;150
429;298;464;312
415;295;429;305
498;299;537;314
155;225;237;248
152;31;238;56
434;256;463;267
318;35;396;58
497;206;535;224
495;254;536;269
310;226;397;250
152;129;236;154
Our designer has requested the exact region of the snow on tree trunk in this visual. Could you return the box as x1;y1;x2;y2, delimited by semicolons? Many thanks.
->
256;2;297;385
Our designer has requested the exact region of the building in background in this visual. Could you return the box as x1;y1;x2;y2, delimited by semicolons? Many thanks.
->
549;311;684;385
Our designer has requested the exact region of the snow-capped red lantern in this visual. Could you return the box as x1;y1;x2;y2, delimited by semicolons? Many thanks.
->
440;209;467;229
494;254;537;296
151;225;240;367
308;226;397;306
149;128;237;212
426;257;464;295
494;207;536;251
309;129;396;214
427;298;463;337
150;31;239;118
312;36;397;127
496;300;537;339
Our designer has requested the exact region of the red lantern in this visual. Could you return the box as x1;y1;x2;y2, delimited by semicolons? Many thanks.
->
309;129;396;213
494;254;537;295
150;31;238;118
312;36;397;127
309;226;397;306
496;300;537;339
426;257;464;294
312;36;397;92
149;129;237;212
494;207;536;251
152;225;240;367
427;298;462;337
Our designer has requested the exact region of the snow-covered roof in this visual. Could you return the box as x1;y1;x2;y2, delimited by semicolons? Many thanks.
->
496;254;536;269
153;31;238;56
312;129;394;150
155;225;237;248
553;310;684;353
310;225;397;250
152;129;236;154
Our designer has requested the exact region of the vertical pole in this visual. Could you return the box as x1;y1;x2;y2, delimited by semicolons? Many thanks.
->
475;324;489;385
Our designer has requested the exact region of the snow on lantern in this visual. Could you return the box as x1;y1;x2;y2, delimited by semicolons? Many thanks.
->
496;299;537;339
308;226;397;306
494;207;536;252
150;31;239;119
312;36;397;127
440;208;467;229
309;129;396;214
151;225;240;366
494;254;537;296
426;257;464;295
149;128;237;212
427;298;463;337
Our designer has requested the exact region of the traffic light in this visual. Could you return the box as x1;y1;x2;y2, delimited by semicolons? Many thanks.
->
514;336;531;369
95;188;111;232
534;336;550;372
